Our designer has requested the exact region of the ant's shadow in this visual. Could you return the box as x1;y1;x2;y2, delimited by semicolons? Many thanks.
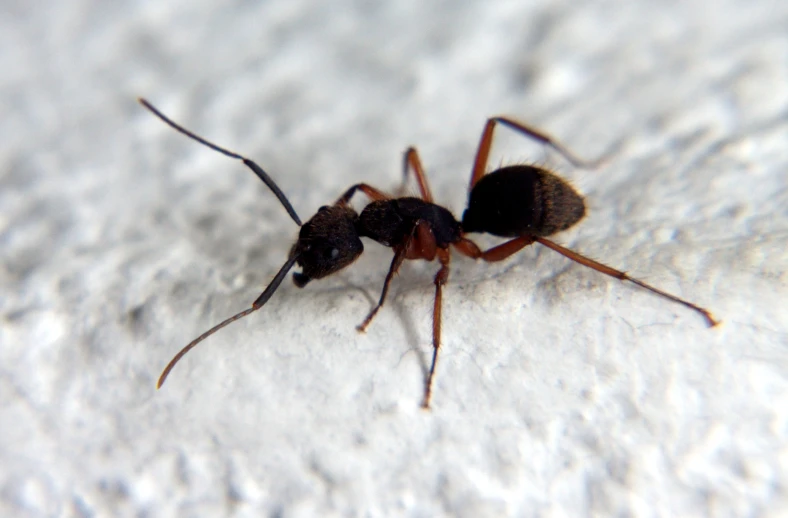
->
337;277;430;380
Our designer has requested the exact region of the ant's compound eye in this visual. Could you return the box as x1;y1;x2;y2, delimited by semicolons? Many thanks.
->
331;248;339;259
318;205;330;212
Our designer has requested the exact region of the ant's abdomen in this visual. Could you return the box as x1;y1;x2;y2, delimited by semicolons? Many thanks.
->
461;165;585;238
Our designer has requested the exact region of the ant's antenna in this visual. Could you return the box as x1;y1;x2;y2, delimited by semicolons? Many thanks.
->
138;98;302;226
157;255;299;389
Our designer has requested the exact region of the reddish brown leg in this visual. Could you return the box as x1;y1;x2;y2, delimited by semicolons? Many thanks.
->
422;248;451;409
401;147;434;202
336;183;390;206
357;246;407;332
405;221;438;261
535;237;719;327
453;236;536;262
359;220;439;333
470;117;602;190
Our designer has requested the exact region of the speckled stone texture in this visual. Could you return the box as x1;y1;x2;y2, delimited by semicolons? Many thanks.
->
1;1;786;516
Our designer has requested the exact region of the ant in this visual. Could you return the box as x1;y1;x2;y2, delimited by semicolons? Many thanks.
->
139;98;718;409
349;118;719;407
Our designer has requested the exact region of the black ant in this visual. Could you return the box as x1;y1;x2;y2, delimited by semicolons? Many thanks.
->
139;99;718;409
346;118;719;407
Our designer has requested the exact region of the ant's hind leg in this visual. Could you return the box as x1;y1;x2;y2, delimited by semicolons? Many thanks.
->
453;236;536;262
359;220;436;332
535;237;719;327
401;147;434;202
469;117;602;190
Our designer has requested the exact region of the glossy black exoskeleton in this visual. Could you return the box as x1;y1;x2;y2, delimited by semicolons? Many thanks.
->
140;100;717;409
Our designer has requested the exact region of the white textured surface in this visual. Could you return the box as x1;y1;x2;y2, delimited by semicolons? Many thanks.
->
2;1;787;516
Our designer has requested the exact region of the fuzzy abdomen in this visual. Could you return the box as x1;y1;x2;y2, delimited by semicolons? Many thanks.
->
461;165;585;238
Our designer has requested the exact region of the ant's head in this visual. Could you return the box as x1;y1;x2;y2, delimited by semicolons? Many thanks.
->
290;204;364;287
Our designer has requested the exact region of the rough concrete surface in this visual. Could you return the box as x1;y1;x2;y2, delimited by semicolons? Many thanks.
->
1;0;787;516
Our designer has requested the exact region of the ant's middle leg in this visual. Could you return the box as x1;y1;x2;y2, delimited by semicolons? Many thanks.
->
469;116;602;190
422;248;451;409
401;147;434;202
357;247;406;332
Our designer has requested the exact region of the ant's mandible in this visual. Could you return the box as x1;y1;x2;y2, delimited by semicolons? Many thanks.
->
139;98;718;409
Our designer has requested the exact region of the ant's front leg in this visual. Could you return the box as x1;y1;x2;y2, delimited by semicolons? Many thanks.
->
422;248;450;409
401;147;434;202
356;247;407;332
356;220;435;332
